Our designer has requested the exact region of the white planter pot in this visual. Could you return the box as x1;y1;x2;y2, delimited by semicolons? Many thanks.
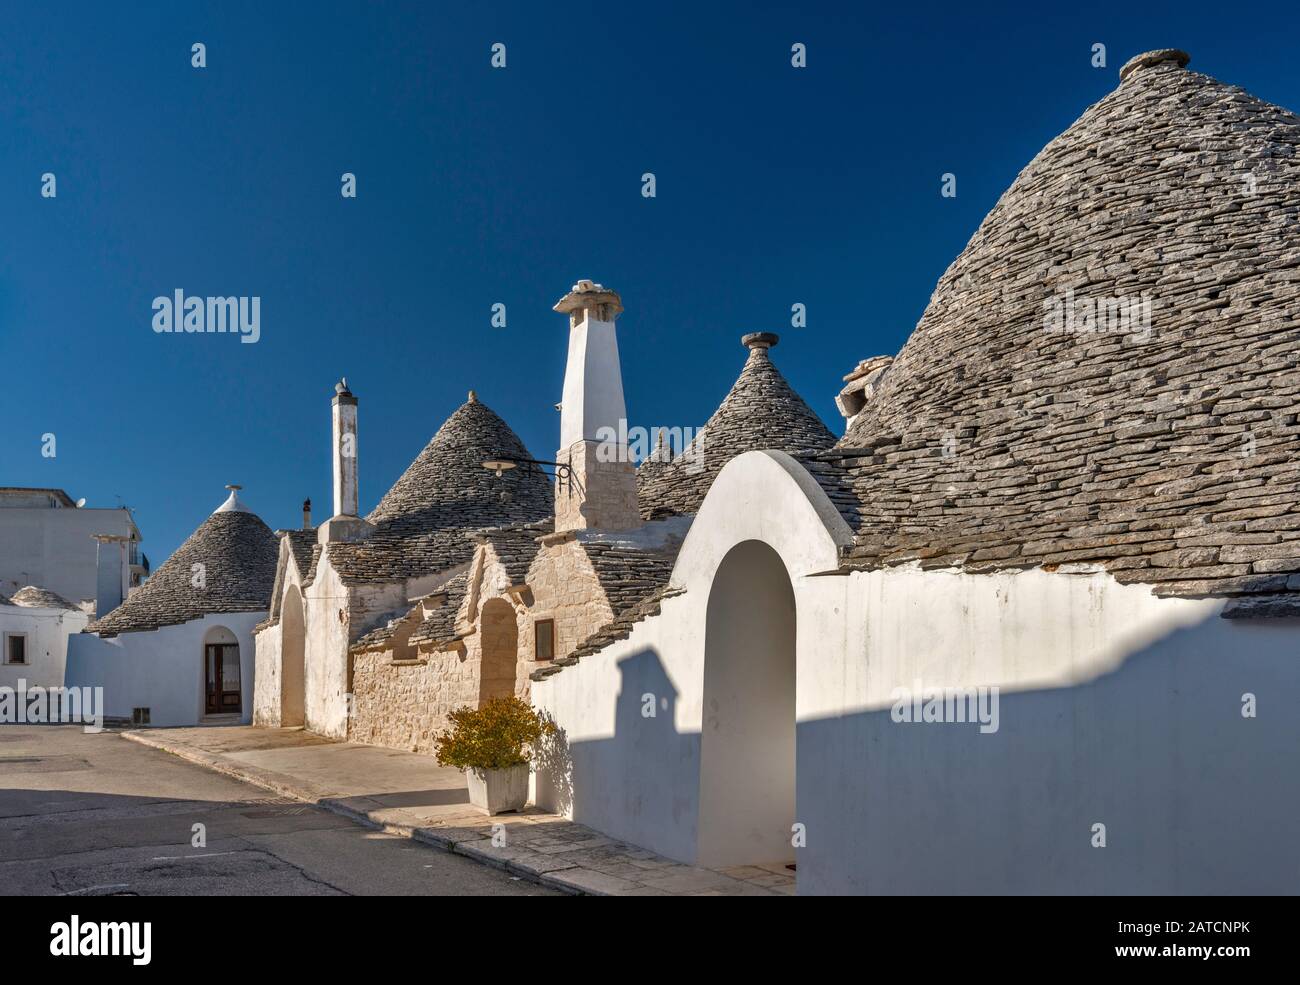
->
466;763;529;815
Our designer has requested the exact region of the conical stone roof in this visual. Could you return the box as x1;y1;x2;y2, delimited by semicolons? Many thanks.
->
639;334;836;519
833;50;1300;603
9;586;78;610
87;495;278;635
327;393;552;583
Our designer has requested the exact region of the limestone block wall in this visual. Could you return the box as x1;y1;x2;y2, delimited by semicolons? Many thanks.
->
348;551;513;753
525;537;615;671
346;537;621;755
555;440;639;532
349;646;479;753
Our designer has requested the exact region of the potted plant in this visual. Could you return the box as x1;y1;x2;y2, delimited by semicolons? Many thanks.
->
434;696;556;815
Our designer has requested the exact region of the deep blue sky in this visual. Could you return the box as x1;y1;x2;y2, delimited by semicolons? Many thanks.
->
3;1;1298;564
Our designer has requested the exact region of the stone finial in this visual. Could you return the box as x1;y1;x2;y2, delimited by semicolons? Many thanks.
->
468;389;478;403
1119;49;1190;83
215;486;250;514
336;377;350;395
742;332;779;351
554;279;623;323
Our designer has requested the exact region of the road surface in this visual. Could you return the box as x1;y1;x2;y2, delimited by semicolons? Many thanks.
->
0;725;557;896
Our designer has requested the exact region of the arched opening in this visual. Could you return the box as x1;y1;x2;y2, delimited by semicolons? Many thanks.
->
281;586;306;727
478;598;519;704
697;540;796;869
203;625;242;717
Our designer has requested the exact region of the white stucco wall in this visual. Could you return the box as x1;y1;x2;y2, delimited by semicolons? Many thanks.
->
300;551;415;739
532;450;1300;894
65;611;263;726
0;605;90;689
253;620;283;727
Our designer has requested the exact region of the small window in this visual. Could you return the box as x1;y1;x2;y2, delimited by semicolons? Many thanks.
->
534;619;555;661
5;634;27;665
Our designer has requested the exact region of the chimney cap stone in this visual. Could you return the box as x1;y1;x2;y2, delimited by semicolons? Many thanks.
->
742;332;780;350
333;377;357;405
1119;48;1190;83
553;279;623;318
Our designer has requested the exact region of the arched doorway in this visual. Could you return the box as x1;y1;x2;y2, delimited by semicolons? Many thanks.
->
697;540;796;869
478;598;519;704
281;586;306;727
203;625;242;717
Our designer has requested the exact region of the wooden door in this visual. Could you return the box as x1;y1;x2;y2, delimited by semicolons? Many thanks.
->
204;644;242;714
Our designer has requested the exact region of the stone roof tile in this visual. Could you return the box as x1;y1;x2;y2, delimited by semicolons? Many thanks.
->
823;52;1300;606
327;395;552;585
638;335;835;519
9;586;78;610
87;507;278;635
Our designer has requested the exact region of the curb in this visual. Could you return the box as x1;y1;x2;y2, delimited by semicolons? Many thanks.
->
119;730;590;895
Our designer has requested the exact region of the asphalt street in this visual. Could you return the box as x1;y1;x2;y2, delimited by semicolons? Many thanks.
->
0;725;557;896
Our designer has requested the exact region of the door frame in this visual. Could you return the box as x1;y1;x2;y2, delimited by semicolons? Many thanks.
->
204;642;242;715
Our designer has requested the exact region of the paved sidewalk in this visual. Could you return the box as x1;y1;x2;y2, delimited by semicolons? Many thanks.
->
121;726;793;896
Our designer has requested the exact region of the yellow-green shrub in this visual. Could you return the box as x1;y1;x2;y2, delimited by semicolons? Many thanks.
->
434;696;556;770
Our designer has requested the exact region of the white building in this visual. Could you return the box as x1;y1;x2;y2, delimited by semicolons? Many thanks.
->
0;587;90;690
65;488;277;726
0;487;145;610
0;487;142;693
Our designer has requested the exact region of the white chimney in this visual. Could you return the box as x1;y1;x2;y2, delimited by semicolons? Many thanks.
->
92;534;128;618
319;378;373;544
332;379;358;517
553;279;639;532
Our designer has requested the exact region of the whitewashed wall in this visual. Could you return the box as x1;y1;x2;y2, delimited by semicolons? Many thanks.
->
532;451;1300;894
0;605;90;689
65;611;262;726
301;550;417;738
253;620;283;726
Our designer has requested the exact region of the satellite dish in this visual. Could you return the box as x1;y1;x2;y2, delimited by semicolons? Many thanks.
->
75;498;86;508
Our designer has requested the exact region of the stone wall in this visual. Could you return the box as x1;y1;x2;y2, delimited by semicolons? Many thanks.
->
555;440;639;532
349;645;479;754
345;535;618;755
525;537;615;666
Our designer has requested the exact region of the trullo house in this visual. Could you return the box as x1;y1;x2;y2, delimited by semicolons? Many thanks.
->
66;487;277;726
252;50;1300;896
525;50;1300;895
